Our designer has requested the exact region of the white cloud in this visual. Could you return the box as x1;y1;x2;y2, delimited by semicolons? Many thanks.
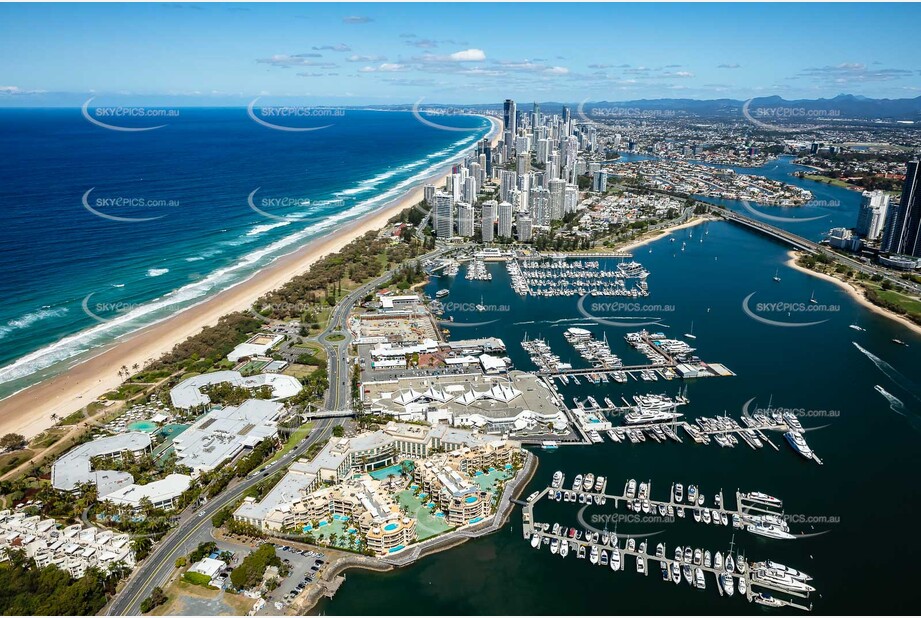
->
448;48;486;62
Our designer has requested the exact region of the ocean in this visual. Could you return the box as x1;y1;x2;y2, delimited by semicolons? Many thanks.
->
318;219;920;614
0;108;491;399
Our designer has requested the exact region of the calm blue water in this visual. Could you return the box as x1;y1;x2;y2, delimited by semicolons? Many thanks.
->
0;108;491;398
319;221;921;615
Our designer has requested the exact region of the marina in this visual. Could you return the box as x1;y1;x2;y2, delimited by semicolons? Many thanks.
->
521;475;816;611
508;257;650;297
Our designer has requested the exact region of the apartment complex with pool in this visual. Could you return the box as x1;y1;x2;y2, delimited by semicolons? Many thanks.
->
234;422;522;554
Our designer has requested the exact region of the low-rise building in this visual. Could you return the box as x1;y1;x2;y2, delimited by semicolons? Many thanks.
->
169;370;302;409
51;432;152;496
172;400;282;476
102;474;193;511
227;333;285;363
0;512;134;577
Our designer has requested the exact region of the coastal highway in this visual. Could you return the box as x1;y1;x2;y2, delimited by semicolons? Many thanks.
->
106;418;336;616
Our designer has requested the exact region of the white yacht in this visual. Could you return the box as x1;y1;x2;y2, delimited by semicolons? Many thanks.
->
589;545;600;565
784;431;815;460
551;471;563;488
720;572;735;596
559;540;569;558
611;548;621;571
674;483;683;502
530;534;541;549
583;473;595;492
740;491;782;506
725;554;736;573
695;567;706;589
550;538;559;554
626;479;637;498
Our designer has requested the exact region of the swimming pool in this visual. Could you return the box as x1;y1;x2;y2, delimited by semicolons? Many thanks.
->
127;420;158;432
469;517;483;524
383;522;399;532
464;495;478;504
368;460;415;480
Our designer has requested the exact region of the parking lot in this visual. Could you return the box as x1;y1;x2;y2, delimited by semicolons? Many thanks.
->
257;543;326;614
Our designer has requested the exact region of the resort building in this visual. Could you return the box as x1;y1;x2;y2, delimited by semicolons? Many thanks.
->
51;432;152;496
0;512;134;578
169;370;302;409
233;422;521;545
172;399;282;476
102;474;193;511
227;333;284;363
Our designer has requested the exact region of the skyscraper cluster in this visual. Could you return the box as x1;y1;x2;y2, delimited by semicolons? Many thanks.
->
426;98;599;243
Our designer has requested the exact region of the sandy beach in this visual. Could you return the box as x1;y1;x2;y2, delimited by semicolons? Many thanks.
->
785;250;921;336
615;215;712;254
0;116;501;440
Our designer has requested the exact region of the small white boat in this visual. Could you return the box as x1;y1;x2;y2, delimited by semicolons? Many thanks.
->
611;548;621;571
559;540;569;558
720;572;735;596
589;545;600;565
530;534;541;549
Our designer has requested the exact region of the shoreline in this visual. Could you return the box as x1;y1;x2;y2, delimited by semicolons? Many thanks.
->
0;116;501;440
785;250;921;337
615;215;712;254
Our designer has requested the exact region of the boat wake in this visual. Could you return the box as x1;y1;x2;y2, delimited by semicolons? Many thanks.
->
874;384;921;434
853;342;921;404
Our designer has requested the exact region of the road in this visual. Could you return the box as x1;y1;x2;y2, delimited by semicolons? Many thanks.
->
108;244;459;615
106;419;336;615
318;243;459;412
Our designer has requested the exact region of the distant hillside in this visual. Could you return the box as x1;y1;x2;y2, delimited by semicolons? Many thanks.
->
390;95;921;121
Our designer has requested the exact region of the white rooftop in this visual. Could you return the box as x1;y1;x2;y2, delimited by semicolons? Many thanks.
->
170;370;302;409
173;400;282;474
103;474;192;508
51;432;152;494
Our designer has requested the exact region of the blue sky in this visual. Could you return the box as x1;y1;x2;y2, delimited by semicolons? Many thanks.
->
2;2;920;106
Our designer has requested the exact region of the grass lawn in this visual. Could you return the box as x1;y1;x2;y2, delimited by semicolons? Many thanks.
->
283;363;320;380
801;174;860;190
264;422;315;466
0;450;34;476
868;284;921;320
